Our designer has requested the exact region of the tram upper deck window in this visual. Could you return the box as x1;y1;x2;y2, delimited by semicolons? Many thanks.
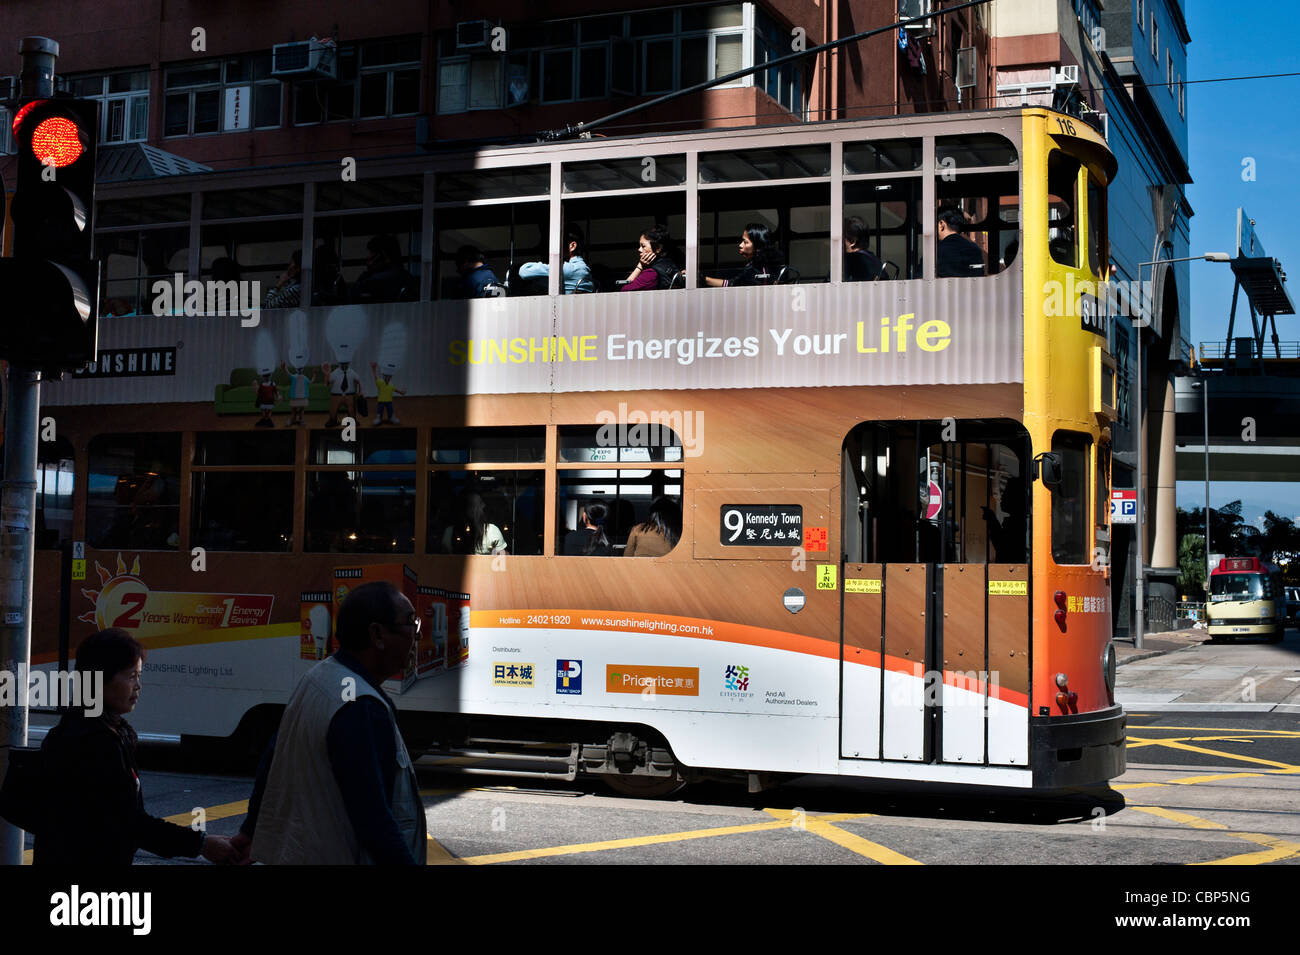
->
200;186;306;310
562;156;687;193
435;201;548;299
99;227;190;317
435;165;550;203
698;145;830;183
1048;152;1080;268
934;135;1019;277
1050;431;1091;565
564;194;686;293
87;433;182;551
1087;171;1107;276
844;178;922;281
843;139;922;175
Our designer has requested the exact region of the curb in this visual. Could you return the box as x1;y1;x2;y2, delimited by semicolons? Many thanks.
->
1115;643;1201;667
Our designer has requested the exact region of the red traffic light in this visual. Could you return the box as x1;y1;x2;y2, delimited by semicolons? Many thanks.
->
31;116;84;167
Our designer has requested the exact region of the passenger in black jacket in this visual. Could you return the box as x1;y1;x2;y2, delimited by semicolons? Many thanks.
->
35;628;239;865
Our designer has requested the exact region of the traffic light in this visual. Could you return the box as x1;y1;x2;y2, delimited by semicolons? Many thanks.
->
0;96;99;372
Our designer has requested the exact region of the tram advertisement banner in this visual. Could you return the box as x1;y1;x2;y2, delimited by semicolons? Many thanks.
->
80;553;274;639
42;278;1022;408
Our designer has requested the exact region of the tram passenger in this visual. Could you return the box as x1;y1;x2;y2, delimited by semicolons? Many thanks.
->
936;206;985;278
982;476;1027;563
456;245;501;298
34;629;240;865
442;491;508;555
312;244;350;306
563;501;613;555
620;224;681;291
354;234;417;303
703;223;783;287
233;582;426;865
265;250;303;309
624;496;681;557
843;216;887;281
518;225;595;293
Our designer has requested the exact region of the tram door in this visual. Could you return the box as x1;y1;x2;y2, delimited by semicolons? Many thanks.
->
841;421;1031;766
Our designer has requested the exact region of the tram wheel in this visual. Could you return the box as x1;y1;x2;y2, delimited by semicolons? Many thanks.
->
602;773;688;798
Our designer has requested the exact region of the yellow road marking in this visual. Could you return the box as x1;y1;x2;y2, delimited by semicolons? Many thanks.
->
163;799;248;825
22;849;32;865
462;812;871;865
1168;772;1266;785
1126;805;1228;830
1150;739;1300;771
1194;835;1300;866
1123;725;1300;735
1112;782;1169;790
426;833;464;865
763;807;922;864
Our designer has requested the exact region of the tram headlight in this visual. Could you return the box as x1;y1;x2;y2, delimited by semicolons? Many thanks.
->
1055;672;1069;689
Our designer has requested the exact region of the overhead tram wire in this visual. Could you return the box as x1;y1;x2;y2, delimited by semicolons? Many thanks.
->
536;0;997;142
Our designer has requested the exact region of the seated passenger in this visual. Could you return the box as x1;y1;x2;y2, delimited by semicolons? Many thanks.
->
456;245;501;298
620;224;681;291
936;206;985;278
563;502;613;556
354;234;417;303
265;250;303;309
624;496;681;557
518;225;595;294
843;216;887;281
442;492;507;555
311;244;349;306
704;223;783;288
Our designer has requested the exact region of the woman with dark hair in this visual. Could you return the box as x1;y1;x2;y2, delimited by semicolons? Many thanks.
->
35;629;239;865
442;491;508;555
563;501;613;555
620;224;681;291
624;497;681;557
704;222;783;287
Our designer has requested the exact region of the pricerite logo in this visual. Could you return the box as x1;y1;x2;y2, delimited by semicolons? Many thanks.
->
556;659;582;695
605;665;699;696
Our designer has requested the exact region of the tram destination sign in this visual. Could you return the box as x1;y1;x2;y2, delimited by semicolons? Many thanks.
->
721;504;802;547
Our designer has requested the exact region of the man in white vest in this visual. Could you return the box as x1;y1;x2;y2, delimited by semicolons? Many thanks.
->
232;581;426;864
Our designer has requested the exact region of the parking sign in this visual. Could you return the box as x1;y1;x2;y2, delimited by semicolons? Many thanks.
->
1110;489;1137;525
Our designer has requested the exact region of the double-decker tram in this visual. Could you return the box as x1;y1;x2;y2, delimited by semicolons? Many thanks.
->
1208;557;1285;643
28;106;1124;793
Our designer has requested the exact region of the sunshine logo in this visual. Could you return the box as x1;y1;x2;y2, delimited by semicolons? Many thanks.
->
78;553;151;630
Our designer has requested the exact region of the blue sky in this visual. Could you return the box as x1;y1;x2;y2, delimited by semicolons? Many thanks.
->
1179;0;1300;528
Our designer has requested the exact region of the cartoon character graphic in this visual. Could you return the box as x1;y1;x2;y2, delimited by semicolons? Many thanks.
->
254;329;280;428
370;322;408;425
321;306;368;428
282;309;317;427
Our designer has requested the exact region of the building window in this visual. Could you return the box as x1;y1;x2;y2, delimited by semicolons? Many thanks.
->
1137;0;1144;31
1167;52;1173;93
294;37;420;124
1151;16;1158;60
66;70;150;143
1178;76;1185;116
164;53;280;136
435;4;803;117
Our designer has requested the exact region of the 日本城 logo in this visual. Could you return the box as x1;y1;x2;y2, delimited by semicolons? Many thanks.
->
556;658;582;695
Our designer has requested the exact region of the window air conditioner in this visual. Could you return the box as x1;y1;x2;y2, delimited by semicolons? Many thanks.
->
271;38;338;80
456;20;493;49
899;0;935;35
1055;64;1080;85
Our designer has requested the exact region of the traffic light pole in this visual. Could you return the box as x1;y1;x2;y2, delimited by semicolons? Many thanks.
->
0;36;58;867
